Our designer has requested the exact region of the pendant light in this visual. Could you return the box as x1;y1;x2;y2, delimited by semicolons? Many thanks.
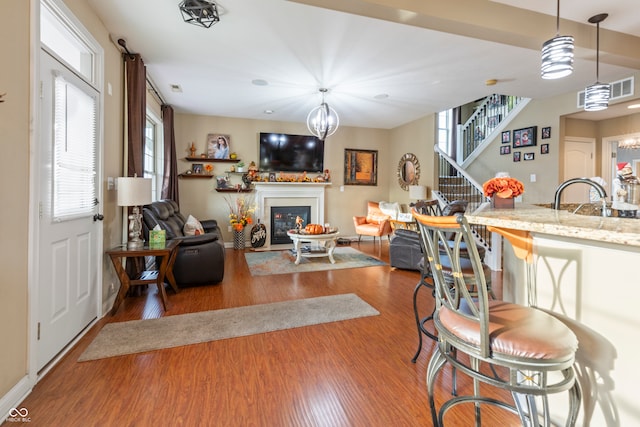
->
306;88;339;141
584;13;610;111
541;0;574;79
179;0;220;29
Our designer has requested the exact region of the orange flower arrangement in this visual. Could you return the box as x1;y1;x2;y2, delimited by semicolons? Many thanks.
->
483;176;524;199
225;195;256;231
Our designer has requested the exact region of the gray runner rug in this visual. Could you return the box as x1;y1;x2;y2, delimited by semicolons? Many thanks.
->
79;293;379;361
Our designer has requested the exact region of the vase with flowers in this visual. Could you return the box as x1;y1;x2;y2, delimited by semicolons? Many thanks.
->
225;195;256;249
482;175;524;209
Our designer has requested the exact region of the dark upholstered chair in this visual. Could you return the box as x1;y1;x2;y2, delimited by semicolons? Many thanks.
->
142;200;225;287
415;211;581;426
353;201;393;243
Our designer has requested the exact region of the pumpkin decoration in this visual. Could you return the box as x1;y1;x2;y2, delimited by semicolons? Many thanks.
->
305;224;324;234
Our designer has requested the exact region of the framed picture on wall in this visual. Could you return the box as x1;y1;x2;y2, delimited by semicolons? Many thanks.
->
513;151;521;162
542;127;551;139
512;126;537;148
344;149;378;185
501;131;510;143
541;144;549;154
500;145;511;155
206;134;231;159
524;152;535;161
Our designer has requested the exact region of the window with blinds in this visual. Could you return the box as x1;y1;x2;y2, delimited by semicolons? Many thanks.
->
53;74;97;221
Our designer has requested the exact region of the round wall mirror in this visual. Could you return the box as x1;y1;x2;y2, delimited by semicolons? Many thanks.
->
397;153;420;190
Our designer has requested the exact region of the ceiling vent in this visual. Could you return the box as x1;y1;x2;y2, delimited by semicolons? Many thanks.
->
577;76;634;108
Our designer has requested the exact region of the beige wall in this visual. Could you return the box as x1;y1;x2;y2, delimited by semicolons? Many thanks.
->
466;76;640;204
0;0;31;398
0;0;124;401
175;114;392;239
387;115;436;206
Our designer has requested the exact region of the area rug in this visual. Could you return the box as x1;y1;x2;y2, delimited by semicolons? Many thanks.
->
78;293;379;361
244;246;386;276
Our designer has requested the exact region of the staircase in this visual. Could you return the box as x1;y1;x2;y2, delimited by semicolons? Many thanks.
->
433;93;530;270
458;95;527;166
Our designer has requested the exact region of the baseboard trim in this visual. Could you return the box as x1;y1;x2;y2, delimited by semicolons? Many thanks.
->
0;375;33;422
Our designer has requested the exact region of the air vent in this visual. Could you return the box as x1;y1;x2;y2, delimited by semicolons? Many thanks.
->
577;76;634;108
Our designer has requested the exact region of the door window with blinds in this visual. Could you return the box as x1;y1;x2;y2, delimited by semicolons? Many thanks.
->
53;73;97;221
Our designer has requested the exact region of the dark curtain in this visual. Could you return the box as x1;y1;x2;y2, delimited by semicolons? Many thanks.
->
161;104;179;203
125;54;146;177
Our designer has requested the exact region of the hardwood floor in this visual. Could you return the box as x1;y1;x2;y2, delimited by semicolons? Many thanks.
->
12;241;519;427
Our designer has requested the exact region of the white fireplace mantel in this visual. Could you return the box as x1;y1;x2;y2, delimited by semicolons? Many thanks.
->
254;182;329;250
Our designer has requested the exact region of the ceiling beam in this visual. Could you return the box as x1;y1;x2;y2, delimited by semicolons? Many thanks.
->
289;0;640;69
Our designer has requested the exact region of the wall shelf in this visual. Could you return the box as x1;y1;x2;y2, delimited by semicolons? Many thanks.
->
215;188;253;193
183;157;240;163
178;173;213;179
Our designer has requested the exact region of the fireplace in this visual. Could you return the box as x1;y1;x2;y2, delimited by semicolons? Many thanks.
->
254;182;328;250
270;206;311;245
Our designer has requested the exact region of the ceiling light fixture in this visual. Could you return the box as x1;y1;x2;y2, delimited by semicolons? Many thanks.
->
179;0;220;29
306;88;339;141
541;0;574;79
584;13;610;111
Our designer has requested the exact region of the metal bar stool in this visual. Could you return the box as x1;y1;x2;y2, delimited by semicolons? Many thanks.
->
411;200;491;363
415;211;581;426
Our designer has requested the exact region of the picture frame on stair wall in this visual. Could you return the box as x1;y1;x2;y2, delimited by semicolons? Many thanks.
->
512;126;537;148
501;131;510;143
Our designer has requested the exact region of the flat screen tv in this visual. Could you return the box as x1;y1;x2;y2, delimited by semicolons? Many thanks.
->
259;132;324;173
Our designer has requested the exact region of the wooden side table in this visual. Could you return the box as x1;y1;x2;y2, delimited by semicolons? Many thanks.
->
106;240;180;315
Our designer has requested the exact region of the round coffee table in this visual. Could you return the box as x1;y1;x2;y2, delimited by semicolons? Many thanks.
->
287;230;340;264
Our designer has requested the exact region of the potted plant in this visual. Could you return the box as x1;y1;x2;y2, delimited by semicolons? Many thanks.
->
236;161;246;173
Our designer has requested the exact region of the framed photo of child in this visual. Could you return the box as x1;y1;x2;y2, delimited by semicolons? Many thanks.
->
207;134;231;159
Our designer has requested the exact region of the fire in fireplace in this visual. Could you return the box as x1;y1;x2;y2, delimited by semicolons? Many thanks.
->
271;206;311;245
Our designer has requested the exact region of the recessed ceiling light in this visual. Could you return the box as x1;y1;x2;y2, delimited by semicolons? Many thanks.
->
170;84;182;93
628;104;640;109
374;93;389;100
263;109;274;114
252;79;269;86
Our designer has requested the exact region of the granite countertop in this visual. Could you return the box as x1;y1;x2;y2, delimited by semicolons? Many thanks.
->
466;203;640;247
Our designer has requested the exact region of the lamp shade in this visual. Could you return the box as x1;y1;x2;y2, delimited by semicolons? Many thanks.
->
117;177;152;206
541;35;574;79
409;185;427;200
584;82;610;111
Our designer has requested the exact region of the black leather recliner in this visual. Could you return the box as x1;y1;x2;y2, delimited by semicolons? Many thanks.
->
142;199;225;287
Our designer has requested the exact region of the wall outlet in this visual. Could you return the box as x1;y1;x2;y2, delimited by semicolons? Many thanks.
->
228;225;232;232
109;282;116;295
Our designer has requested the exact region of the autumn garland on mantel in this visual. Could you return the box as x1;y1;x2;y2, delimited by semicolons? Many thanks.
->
482;176;524;199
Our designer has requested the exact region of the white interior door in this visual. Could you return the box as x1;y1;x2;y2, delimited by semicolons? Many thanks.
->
37;49;99;370
562;138;595;203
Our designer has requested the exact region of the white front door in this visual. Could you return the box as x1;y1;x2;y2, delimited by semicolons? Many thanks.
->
37;49;100;371
562;138;595;203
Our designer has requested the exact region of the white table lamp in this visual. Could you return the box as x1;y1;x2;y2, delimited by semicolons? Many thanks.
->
409;185;427;200
117;177;153;249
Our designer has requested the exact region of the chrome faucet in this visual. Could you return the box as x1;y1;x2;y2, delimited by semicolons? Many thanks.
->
553;178;608;216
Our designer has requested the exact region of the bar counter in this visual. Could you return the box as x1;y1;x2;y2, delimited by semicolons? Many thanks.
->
466;202;640;427
466;202;640;247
